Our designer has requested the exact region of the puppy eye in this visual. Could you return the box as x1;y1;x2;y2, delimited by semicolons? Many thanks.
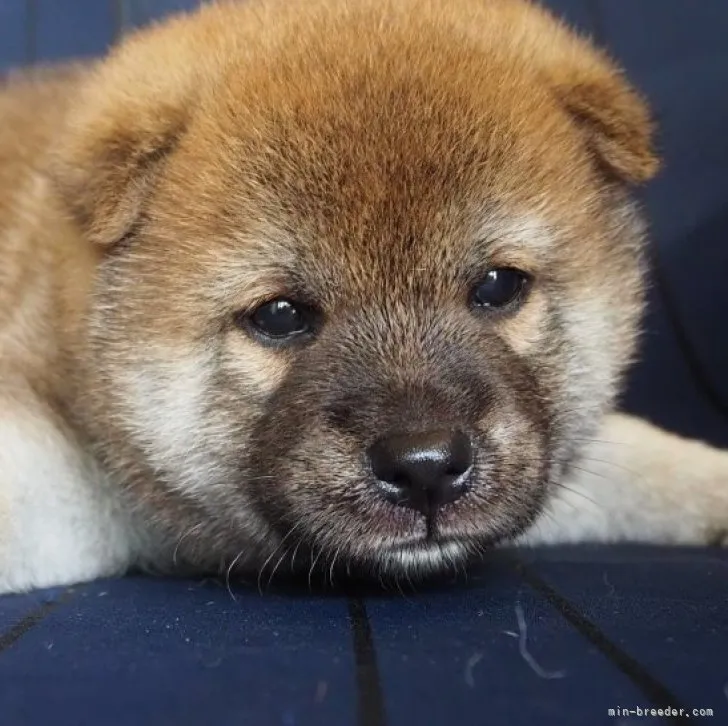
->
240;298;316;342
470;268;530;310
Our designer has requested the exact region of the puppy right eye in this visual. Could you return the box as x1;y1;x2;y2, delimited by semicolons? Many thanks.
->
470;268;530;311
236;298;319;343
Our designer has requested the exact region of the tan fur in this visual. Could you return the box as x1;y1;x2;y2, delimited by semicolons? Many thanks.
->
0;0;725;593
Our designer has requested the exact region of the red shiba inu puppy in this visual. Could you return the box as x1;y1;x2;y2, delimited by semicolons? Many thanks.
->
1;0;726;593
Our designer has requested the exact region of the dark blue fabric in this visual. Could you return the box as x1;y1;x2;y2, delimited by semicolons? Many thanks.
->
1;578;357;726
0;586;63;633
32;0;117;63
1;3;728;725
2;548;727;725
518;547;728;711
120;0;199;30
0;1;29;68
368;560;647;726
543;0;596;32
596;0;728;447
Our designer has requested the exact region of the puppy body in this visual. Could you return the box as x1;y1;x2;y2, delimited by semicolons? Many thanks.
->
0;69;146;591
0;0;727;594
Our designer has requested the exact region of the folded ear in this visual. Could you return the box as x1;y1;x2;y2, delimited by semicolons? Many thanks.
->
551;54;659;184
505;0;659;184
51;9;229;246
53;0;658;248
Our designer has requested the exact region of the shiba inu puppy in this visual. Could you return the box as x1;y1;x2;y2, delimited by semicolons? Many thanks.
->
1;0;727;594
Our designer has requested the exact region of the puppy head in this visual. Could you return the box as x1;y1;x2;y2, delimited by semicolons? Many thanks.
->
54;0;657;580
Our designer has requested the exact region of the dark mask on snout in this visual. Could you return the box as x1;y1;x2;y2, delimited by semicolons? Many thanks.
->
243;278;554;579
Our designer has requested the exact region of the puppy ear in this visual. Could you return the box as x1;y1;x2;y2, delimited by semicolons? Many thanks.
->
552;64;659;184
506;0;659;184
51;11;226;246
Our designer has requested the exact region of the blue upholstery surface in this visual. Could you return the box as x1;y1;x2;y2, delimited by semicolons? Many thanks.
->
1;2;727;725
2;548;727;725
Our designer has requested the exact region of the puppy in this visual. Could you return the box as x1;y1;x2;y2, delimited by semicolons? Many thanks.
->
1;0;727;594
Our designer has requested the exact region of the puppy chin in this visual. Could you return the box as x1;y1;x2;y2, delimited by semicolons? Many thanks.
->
277;539;470;586
367;516;536;580
379;538;476;579
334;538;506;588
274;522;513;586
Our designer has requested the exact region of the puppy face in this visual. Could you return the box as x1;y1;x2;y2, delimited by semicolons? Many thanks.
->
55;0;657;580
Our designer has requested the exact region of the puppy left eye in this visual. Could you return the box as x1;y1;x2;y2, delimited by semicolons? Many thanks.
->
470;268;530;310
237;298;318;343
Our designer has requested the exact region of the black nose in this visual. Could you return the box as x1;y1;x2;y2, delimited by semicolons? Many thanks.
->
368;429;473;516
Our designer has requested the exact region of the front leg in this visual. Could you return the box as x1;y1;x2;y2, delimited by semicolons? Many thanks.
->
520;413;728;547
0;383;136;594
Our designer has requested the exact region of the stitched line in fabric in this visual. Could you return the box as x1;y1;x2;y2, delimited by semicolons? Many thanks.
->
513;557;693;724
348;597;387;726
0;593;71;653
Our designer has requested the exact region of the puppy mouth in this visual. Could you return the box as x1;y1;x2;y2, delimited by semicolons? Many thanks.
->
264;533;474;586
371;508;511;570
248;466;547;583
264;503;511;585
373;537;473;578
246;437;549;582
320;533;494;586
374;504;472;545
